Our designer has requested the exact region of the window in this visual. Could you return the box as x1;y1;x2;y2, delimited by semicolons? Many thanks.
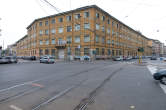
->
75;24;80;31
96;13;99;18
51;29;56;34
101;26;105;32
45;49;49;55
51;19;55;24
112;30;115;36
40;40;43;45
58;38;64;45
107;40;111;44
51;39;55;44
67;26;72;32
112;21;114;27
58;18;63;22
84;48;90;56
45;21;48;26
39;49;43;55
84;35;90;42
112;50;114;56
95;35;99;43
51;49;55;56
102;37;105;44
45;39;49;45
39;22;42;26
84;23;90;29
66;15;72;21
112;40;114;45
102;48;105;55
75;48;80;56
96;48;99;55
45;29;49;35
75;14;81;19
117;24;119;29
58;27;63;33
84;12;89;18
107;49;111;55
67;36;72;44
96;24;100;30
101;16;105;21
107;19;110;24
39;30;43;36
75;36;80;43
107;28;110;34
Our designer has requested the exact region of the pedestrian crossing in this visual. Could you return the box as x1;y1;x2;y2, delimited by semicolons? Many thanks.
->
147;65;166;94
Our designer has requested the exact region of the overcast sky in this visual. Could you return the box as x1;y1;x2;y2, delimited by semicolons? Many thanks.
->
0;0;166;48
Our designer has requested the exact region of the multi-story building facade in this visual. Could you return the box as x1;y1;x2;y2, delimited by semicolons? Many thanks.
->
151;39;164;57
6;43;17;56
16;5;152;59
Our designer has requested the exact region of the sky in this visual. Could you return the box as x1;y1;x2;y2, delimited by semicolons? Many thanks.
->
0;0;166;48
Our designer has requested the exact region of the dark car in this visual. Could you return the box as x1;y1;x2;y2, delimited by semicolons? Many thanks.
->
151;56;157;60
153;69;166;85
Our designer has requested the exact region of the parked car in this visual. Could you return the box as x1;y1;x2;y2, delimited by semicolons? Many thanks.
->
5;56;18;63
0;57;10;64
153;69;166;85
151;56;157;60
125;56;132;60
113;56;123;61
23;56;36;60
40;56;55;64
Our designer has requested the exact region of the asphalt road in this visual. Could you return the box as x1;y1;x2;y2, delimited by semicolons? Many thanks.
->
0;60;166;110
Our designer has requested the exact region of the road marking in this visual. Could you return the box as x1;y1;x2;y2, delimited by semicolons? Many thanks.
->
31;83;44;88
0;75;53;93
147;65;166;94
147;65;157;75
10;105;23;110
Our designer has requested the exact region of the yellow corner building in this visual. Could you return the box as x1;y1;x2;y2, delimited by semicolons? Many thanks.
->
16;5;152;60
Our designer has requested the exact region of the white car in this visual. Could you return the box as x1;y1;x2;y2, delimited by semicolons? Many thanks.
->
113;56;123;61
40;56;55;64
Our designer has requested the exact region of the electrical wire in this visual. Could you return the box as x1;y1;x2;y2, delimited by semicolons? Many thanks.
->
35;0;50;15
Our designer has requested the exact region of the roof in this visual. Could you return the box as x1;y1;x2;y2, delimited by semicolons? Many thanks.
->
16;35;28;43
27;5;149;39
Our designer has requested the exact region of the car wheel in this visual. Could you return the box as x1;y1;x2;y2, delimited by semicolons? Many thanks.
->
160;76;166;85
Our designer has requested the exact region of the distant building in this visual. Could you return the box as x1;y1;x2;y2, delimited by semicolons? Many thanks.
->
151;39;164;57
6;43;17;56
163;46;166;56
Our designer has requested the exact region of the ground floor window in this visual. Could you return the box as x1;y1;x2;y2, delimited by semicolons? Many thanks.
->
45;49;49;55
102;48;105;55
84;48;90;56
39;49;43;56
119;50;122;55
96;48;99;55
112;50;114;56
75;48;80;56
51;49;55;56
107;49;111;55
116;50;119;56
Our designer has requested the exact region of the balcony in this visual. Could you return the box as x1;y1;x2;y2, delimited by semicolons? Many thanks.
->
55;40;66;49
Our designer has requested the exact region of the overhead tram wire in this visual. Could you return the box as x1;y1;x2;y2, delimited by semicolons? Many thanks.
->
41;0;62;14
35;0;50;15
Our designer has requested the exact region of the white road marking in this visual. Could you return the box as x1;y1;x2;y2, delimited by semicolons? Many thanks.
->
160;84;166;94
0;75;53;93
10;105;23;110
147;65;166;94
147;65;157;75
